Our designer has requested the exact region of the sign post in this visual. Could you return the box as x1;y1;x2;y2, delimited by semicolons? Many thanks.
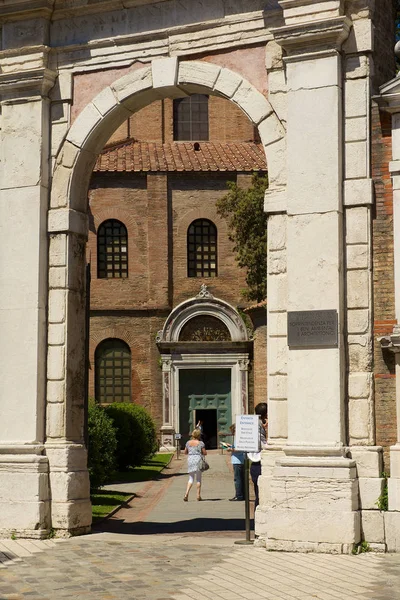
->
234;414;260;545
175;433;182;460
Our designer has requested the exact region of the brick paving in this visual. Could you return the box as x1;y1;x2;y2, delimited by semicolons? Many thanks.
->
1;452;400;599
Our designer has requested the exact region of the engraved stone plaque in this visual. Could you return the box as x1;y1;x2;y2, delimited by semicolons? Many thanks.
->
287;310;338;348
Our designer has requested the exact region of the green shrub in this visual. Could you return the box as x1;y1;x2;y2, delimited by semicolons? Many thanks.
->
87;403;117;490
104;403;158;469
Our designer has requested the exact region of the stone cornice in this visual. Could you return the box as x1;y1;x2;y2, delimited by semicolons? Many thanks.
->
272;15;351;55
0;68;57;99
0;0;55;21
376;77;400;114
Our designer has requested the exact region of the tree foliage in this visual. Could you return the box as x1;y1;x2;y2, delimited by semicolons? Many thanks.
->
216;173;269;303
105;403;158;469
87;403;117;490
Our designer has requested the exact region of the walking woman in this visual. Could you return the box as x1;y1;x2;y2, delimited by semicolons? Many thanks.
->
183;428;207;501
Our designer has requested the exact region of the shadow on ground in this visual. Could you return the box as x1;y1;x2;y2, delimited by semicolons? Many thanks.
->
93;517;252;535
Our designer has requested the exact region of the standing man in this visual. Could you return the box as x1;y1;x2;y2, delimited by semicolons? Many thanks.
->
248;403;268;509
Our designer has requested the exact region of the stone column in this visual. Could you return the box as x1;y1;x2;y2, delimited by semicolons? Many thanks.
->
0;51;55;537
46;211;92;535
258;4;362;552
377;78;400;549
159;357;175;450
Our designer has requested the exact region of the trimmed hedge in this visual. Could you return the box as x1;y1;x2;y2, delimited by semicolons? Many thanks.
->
104;403;158;469
87;403;117;490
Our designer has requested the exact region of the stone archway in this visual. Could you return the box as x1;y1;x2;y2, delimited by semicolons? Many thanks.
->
46;58;286;534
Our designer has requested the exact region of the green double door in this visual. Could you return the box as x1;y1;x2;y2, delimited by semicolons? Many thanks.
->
179;369;232;449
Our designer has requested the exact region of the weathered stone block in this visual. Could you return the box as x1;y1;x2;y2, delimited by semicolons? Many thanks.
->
268;336;287;376
46;401;65;439
213;68;242;98
269;373;287;400
349;398;371;442
270;478;358;511
345;141;368;179
287;54;340;91
345;117;367;143
178;61;220;90
361;510;385;543
260;508;360;544
258;111;285;147
384;512;400;551
349;447;383;478
46;444;88;471
268;249;287;275
49;234;67;267
51;499;92;531
268;399;288;439
48;289;66;324
152;57;178;89
49;267;67;289
347;309;369;334
346;244;369;269
388;478;400;511
346;206;369;244
267;274;287;312
47;380;65;404
92;86;118;117
349;373;372;399
359;478;384;510
268;213;286;251
346;269;369;309
47;345;65;381
267;312;287;337
48;323;65;346
348;336;372;371
50;471;90;502
287;212;341;309
345;78;368;118
232;82;273;125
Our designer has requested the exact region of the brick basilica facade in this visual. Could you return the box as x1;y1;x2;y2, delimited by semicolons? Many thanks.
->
87;96;268;448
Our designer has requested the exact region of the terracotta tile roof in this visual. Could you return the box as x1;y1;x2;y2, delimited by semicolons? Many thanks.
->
94;141;267;173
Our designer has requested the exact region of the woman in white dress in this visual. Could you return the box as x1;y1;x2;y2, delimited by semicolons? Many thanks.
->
183;428;207;501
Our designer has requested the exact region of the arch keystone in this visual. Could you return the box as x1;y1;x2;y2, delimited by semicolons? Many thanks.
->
152;57;178;89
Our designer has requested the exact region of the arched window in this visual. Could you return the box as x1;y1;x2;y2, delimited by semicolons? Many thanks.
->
173;94;209;141
95;339;131;404
97;219;128;279
187;219;217;278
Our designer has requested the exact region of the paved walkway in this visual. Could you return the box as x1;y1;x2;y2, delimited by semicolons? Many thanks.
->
1;452;400;599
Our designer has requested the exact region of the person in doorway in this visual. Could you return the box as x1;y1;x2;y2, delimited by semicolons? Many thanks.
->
196;419;205;444
248;402;268;509
227;423;245;501
183;428;207;502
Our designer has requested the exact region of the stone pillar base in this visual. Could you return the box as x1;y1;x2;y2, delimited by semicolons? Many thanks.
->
255;449;361;552
159;426;176;452
46;443;91;534
0;445;50;539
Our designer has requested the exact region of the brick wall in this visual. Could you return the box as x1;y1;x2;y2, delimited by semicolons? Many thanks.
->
170;172;249;307
88;94;265;430
372;105;397;470
106;96;256;146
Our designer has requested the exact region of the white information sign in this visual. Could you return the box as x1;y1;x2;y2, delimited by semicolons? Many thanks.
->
234;415;260;452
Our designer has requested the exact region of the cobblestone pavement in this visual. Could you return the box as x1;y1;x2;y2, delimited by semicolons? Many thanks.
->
1;453;400;599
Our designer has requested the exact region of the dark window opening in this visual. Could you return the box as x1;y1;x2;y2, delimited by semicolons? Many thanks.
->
187;219;217;278
97;219;128;279
173;94;209;141
95;339;131;404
